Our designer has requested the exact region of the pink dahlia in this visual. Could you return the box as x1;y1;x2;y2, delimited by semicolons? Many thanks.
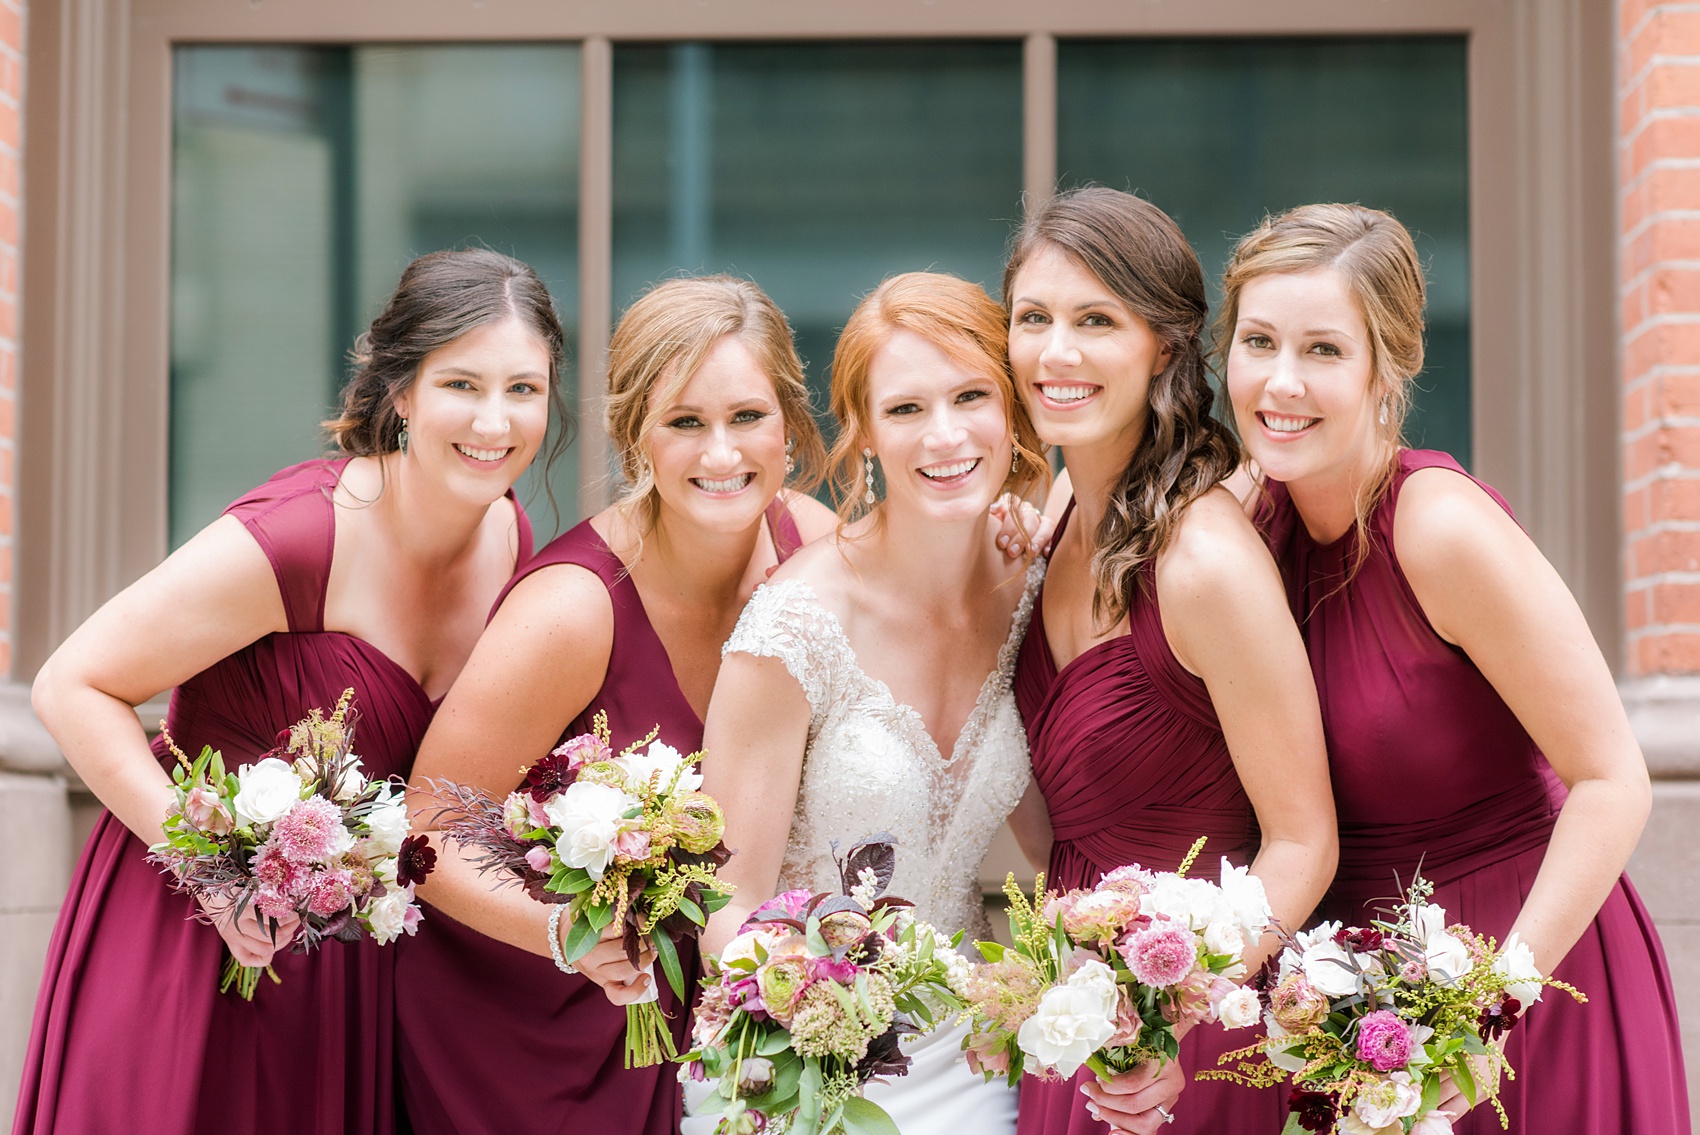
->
306;867;356;918
270;797;348;864
1355;1009;1414;1072
1119;923;1198;988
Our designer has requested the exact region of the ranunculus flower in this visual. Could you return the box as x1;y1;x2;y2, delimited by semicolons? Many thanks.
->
1106;988;1144;1047
1301;938;1364;998
736;1056;776;1096
1423;931;1472;986
1119;922;1198;988
1346;1070;1423;1131
543;780;638;880
1269;973;1330;1032
233;757;302;827
612;824;652;863
524;844;554;873
552;732;612;772
755;958;811;1024
963;1034;1011;1077
1097;864;1153;898
1015;959;1118;1078
720;927;783;969
1493;932;1543;1006
1217;859;1273;939
1354;1010;1414;1071
749;889;812;923
1215;985;1261;1029
669;791;725;855
1062;890;1143;945
502;792;533;838
818;909;874;949
182;785;235;835
615;740;702;793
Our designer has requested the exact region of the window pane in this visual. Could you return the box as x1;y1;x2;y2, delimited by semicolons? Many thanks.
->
1057;38;1471;465
170;44;581;549
612;42;1024;448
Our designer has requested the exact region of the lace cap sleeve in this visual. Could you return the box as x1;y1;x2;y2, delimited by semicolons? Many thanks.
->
723;579;845;721
998;557;1047;683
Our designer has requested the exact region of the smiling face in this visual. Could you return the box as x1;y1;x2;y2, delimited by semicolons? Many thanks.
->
862;327;1012;524
1226;267;1380;492
392;315;552;506
1006;244;1173;460
645;333;788;534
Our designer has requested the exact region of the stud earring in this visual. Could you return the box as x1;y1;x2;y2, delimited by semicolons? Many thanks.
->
785;436;796;477
397;417;410;457
862;448;877;506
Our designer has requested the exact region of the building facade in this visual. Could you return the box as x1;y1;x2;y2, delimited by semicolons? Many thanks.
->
0;0;1694;1121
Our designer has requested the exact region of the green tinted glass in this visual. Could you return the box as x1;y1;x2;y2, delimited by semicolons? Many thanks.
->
169;44;580;549
1057;38;1470;465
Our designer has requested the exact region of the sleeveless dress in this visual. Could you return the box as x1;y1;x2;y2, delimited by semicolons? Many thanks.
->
395;501;802;1135
1259;449;1691;1135
12;458;531;1135
714;557;1044;1134
1012;503;1283;1135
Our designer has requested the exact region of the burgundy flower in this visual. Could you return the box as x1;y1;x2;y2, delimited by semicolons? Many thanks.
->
1333;926;1385;954
1479;995;1522;1041
1288;1088;1339;1133
521;752;577;802
397;834;437;888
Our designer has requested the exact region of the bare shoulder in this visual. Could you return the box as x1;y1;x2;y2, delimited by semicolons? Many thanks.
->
492;560;614;645
764;532;854;612
1391;466;1528;585
1156;486;1275;603
780;489;841;544
149;512;287;628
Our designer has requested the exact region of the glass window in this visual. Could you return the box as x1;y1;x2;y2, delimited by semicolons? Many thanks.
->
170;44;581;548
1057;38;1471;464
612;42;1024;447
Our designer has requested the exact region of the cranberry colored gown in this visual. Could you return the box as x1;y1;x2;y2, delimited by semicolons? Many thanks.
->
395;501;803;1135
12;458;531;1135
1012;504;1284;1135
1260;449;1690;1134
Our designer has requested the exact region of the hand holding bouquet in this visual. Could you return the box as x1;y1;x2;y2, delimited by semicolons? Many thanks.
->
960;838;1272;1084
149;689;434;999
682;834;972;1135
1207;876;1585;1134
427;711;733;1067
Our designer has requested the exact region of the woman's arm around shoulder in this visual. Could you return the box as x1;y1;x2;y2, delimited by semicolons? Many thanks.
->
1393;465;1650;974
1156;488;1337;966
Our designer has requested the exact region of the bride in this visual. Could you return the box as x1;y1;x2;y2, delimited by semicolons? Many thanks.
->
699;271;1053;1132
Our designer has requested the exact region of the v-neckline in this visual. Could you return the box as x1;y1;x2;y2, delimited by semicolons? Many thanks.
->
582;522;705;731
1035;500;1136;683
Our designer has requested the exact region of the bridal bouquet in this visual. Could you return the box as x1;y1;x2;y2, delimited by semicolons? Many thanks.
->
960;839;1271;1084
149;689;434;999
428;711;733;1067
1205;876;1585;1134
681;834;971;1135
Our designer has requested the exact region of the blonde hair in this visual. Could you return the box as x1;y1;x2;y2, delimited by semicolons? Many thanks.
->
827;272;1049;524
604;275;826;526
1215;203;1426;564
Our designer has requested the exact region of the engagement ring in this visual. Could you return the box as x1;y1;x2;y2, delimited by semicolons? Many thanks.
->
1154;1105;1176;1126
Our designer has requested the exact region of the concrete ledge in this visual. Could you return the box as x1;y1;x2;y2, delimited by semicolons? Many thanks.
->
0;683;63;776
1620;675;1700;779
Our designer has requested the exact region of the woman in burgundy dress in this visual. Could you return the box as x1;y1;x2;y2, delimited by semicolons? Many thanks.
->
15;248;563;1135
1003;188;1338;1135
399;276;837;1135
1223;203;1689;1133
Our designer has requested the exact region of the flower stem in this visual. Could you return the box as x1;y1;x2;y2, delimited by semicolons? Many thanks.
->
625;1002;677;1068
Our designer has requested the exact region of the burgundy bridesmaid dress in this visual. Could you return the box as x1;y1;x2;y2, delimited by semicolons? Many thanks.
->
1012;504;1284;1135
12;458;530;1135
1261;448;1690;1134
395;500;802;1135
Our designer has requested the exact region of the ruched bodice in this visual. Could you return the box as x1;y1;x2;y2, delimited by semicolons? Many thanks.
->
723;558;1043;943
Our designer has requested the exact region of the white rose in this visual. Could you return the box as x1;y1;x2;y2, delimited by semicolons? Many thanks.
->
364;796;411;858
1412;902;1449;942
1214;985;1261;1029
1217;859;1273;939
1493;932;1543;1006
1017;959;1119;1078
720;927;781;968
544;780;638;880
334;766;368;804
1262;1015;1310;1073
365;886;415;946
1204;919;1246;960
614;741;702;793
1302;938;1364;998
1424;931;1473;986
1139;874;1225;931
234;757;303;827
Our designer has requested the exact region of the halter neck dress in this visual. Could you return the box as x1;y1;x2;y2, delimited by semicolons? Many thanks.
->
1260;449;1690;1134
1012;503;1283;1135
395;500;802;1135
12;458;531;1135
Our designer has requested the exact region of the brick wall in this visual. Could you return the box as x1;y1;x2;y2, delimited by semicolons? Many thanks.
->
1623;0;1700;677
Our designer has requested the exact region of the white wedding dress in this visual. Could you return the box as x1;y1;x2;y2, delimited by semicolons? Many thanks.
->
707;559;1045;1134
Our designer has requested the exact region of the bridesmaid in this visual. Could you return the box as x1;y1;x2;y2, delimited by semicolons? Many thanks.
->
1004;187;1338;1135
398;275;836;1135
15;248;563;1135
1222;203;1690;1133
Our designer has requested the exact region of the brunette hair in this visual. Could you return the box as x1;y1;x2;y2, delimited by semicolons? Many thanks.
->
1004;187;1238;625
325;248;570;466
828;272;1049;526
604;275;826;527
1214;203;1425;566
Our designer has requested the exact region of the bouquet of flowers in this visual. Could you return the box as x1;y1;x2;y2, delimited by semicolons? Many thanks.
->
960;838;1271;1084
1204;876;1585;1134
149;689;435;999
681;834;972;1135
427;711;733;1067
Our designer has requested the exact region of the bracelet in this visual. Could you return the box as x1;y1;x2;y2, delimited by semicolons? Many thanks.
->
547;905;577;975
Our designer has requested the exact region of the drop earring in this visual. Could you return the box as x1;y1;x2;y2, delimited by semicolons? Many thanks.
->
1011;451;1020;475
785;436;796;477
1378;399;1390;426
397;417;410;456
862;448;877;506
